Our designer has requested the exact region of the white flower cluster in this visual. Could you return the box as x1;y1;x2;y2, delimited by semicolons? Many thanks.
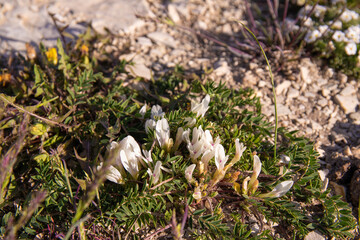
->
98;94;294;200
297;3;360;59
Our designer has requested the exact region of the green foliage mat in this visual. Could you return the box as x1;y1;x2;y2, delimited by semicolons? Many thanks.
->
0;31;357;239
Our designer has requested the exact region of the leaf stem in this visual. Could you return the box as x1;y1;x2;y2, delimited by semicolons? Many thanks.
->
0;94;70;129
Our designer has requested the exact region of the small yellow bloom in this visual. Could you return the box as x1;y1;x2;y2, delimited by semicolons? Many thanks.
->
80;44;89;55
0;73;11;86
46;48;58;65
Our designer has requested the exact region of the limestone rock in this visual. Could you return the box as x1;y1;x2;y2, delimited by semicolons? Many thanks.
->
334;95;359;114
147;31;177;48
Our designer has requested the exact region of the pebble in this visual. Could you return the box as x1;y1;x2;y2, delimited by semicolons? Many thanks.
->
334;95;359;114
340;85;356;96
125;63;152;80
137;37;153;47
287;88;300;99
300;66;312;84
277;104;292;116
147;31;177;48
304;231;325;240
168;4;181;23
317;98;328;107
214;60;231;76
276;80;291;95
349;112;360;124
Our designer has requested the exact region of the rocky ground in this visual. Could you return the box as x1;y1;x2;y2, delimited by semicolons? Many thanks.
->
1;0;359;238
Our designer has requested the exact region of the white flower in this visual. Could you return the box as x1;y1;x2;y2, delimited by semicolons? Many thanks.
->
350;10;359;20
147;161;162;184
303;17;313;27
248;155;261;188
314;5;327;18
155;118;173;151
185;164;196;183
260;180;294;198
191;94;210;117
304;29;321;43
345;42;357;55
214;144;229;171
330;20;342;30
224;138;247;171
318;25;329;35
141;149;153;165
151;105;164;119
199;130;220;168
97;163;124;184
109;136;142;180
346;25;360;43
139;103;147;118
332;31;345;42
183;127;205;160
202;130;220;151
340;9;352;22
145;119;156;133
173;127;184;150
184;117;196;127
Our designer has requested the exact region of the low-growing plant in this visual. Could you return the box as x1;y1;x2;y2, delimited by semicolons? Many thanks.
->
0;28;358;239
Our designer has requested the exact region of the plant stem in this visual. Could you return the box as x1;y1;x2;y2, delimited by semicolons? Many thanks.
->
237;22;278;161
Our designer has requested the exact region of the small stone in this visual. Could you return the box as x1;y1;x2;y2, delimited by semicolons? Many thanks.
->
214;60;230;76
137;37;152;47
343;146;352;156
258;80;267;88
321;88;331;98
147;31;176;48
276;80;291;95
338;73;348;83
334;95;359;114
304;92;316;98
304;231;325;240
317;98;328;107
277;104;292;116
125;63;152;80
300;66;312;84
168;4;181;23
249;62;257;70
340;85;356;96
287;88;299;99
349;112;360;124
311;120;322;131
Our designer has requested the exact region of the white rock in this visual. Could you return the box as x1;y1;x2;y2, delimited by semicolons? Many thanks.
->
214;60;231;76
125;63;152;80
311;120;322;131
277;104;292;116
287;88;299;98
276;80;291;95
334;95;359;114
147;31;177;48
304;231;325;240
317;98;328;107
137;37;153;47
168;4;181;23
300;66;312;84
340;85;356;96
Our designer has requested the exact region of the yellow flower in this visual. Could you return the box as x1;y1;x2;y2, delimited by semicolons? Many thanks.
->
46;48;58;65
0;73;11;86
80;44;89;55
